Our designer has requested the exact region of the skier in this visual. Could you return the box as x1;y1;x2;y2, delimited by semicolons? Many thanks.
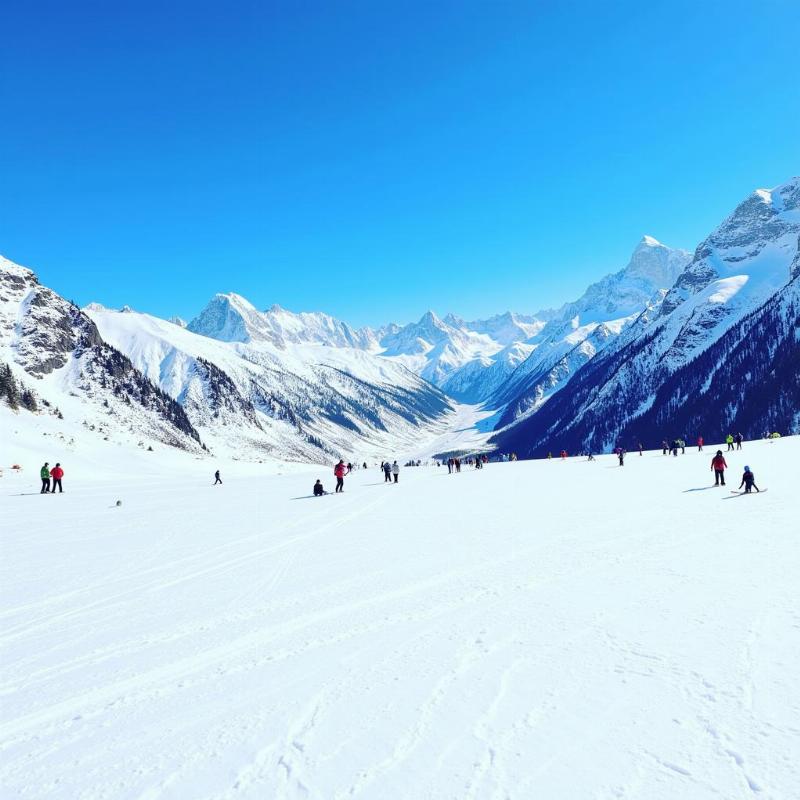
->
455;458;461;473
679;439;686;454
726;433;735;452
560;450;567;460
383;461;392;482
391;460;399;483
638;442;643;456
313;479;325;496
447;458;453;474
347;462;353;473
735;432;743;450
213;470;222;485
40;462;50;493
711;450;728;486
362;462;367;470
334;459;347;493
662;440;668;455
50;463;64;493
697;436;704;451
738;466;760;494
618;449;625;466
587;453;595;461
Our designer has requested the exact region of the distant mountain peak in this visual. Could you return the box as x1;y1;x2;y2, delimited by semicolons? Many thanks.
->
639;234;662;247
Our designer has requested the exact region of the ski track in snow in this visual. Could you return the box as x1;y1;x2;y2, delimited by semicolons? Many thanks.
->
1;438;799;799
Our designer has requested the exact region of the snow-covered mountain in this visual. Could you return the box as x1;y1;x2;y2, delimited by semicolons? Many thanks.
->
491;177;800;455
87;305;454;462
0;258;203;452
188;294;379;350
5;176;797;464
1;259;459;462
186;298;551;404
490;236;691;421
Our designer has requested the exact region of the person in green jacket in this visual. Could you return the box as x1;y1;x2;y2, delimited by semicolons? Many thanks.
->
725;433;735;451
40;462;50;493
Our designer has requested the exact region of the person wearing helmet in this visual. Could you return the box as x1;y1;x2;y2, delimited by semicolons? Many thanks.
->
710;450;728;486
738;466;760;493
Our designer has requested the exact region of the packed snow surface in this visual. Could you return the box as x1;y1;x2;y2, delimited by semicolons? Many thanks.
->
1;437;798;799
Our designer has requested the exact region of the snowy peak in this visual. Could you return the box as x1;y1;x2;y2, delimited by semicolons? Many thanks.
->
188;293;378;350
624;235;690;285
661;176;800;316
0;256;38;292
188;293;263;343
463;311;545;344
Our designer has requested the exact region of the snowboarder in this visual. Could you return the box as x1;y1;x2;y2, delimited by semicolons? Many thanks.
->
711;451;728;486
587;453;595;461
40;462;50;493
313;479;325;496
213;470;222;485
726;433;735;452
697;436;704;451
738;466;760;494
735;432;743;450
334;460;347;493
391;461;399;483
50;463;64;493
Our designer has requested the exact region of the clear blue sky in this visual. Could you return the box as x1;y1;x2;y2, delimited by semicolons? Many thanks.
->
1;1;798;326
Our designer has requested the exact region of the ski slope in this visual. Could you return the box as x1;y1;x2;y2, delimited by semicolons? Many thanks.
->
1;438;798;799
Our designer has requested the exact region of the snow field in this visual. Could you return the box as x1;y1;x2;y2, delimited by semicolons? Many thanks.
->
1;437;798;798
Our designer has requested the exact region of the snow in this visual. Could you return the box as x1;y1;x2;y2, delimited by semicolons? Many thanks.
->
2;433;798;799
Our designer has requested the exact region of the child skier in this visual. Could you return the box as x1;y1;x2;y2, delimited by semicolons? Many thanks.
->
738;466;760;493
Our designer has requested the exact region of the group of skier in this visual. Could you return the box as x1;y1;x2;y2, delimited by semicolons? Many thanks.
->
381;460;400;483
724;432;745;451
313;458;401;495
661;439;687;456
39;462;65;493
710;450;760;492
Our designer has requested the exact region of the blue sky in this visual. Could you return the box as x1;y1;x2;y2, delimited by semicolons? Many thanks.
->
1;1;798;326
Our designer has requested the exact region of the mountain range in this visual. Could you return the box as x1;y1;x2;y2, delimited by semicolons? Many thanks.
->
2;176;798;462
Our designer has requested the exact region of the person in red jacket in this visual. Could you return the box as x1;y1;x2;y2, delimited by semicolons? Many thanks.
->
333;459;346;493
710;451;727;486
50;463;64;493
697;436;704;451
